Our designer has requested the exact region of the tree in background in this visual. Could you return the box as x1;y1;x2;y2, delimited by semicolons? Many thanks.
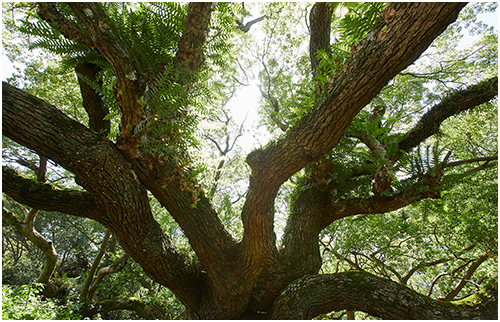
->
2;2;497;319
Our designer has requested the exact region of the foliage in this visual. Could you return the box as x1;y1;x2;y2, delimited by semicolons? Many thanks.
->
1;1;497;320
2;284;82;320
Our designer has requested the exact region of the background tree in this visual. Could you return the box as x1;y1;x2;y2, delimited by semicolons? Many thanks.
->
2;2;497;319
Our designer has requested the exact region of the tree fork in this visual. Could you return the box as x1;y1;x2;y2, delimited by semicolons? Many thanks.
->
2;82;203;310
241;2;466;302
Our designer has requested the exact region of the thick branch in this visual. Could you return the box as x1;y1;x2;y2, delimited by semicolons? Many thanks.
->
37;3;94;48
2;167;99;220
174;2;212;77
309;2;334;74
241;3;466;272
269;272;498;319
2;82;202;309
321;179;441;228
397;76;498;156
67;3;145;155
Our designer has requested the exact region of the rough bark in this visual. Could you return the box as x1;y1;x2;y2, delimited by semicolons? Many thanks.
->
309;2;334;74
269;272;498;320
174;3;212;77
396;76;498;157
241;1;466;294
4;2;495;320
67;2;146;157
2;167;99;221
2;82;203;309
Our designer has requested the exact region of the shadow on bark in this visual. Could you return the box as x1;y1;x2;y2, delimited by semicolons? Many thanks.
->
269;272;497;320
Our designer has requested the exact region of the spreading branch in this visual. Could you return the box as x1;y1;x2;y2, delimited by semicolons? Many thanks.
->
269;272;498;319
2;167;99;221
442;254;490;301
320;169;443;228
236;15;268;33
80;229;111;303
242;4;467;272
2;206;58;284
81;297;156;320
396;76;498;157
88;255;129;303
2;82;203;310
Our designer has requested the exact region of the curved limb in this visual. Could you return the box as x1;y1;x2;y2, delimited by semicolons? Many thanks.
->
270;272;497;319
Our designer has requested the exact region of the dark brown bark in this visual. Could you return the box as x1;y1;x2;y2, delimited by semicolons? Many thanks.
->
2;82;202;309
2;167;99;220
269;272;498;319
248;183;325;312
309;3;334;74
75;62;110;134
4;2;495;320
241;2;466;289
396;76;498;157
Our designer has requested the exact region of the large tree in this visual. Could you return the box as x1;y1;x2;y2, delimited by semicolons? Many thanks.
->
2;2;497;319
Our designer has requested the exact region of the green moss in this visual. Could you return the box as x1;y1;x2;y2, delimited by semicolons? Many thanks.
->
450;279;497;308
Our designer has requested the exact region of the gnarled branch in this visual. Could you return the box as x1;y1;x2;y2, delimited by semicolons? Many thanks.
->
67;2;146;156
81;297;156;320
2;206;58;283
269;272;498;319
2;82;203;310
